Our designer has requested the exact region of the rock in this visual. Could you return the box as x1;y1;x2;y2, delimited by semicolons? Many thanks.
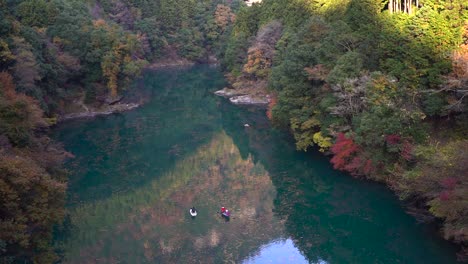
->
229;95;269;105
215;88;271;105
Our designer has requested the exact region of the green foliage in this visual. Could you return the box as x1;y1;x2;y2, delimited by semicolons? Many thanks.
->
17;0;58;27
223;32;249;72
354;105;427;146
422;93;447;116
233;5;261;37
0;96;40;146
326;51;363;85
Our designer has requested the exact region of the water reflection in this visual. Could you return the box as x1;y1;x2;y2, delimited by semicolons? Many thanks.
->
54;66;458;264
60;132;287;263
243;239;310;264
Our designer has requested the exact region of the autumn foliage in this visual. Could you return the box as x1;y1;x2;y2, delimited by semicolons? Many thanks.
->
266;95;277;120
331;133;358;172
214;4;235;32
329;133;375;176
1;71;67;263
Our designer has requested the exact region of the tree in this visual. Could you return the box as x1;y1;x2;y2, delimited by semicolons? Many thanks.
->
11;37;41;98
16;0;58;27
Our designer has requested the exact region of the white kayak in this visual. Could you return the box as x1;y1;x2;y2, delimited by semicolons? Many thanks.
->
189;209;197;217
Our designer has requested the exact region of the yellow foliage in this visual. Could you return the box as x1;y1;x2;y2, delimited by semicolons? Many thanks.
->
291;117;323;151
312;132;333;152
0;39;15;64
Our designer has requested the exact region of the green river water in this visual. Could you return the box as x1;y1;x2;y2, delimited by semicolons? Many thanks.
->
53;65;458;263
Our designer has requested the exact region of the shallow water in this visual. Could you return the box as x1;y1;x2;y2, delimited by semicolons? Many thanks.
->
53;65;458;263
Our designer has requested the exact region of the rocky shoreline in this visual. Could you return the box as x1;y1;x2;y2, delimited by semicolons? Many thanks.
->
57;60;207;123
214;88;270;105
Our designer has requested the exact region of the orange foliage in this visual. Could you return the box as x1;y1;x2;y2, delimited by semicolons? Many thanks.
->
452;45;468;79
448;22;468;83
93;19;108;28
214;4;234;32
243;49;271;76
266;95;277;120
0;71;17;99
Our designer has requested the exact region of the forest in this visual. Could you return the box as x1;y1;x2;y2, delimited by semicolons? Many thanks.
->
0;0;237;262
0;0;467;262
218;0;467;259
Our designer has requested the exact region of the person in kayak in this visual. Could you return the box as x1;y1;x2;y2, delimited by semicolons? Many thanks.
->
190;207;197;217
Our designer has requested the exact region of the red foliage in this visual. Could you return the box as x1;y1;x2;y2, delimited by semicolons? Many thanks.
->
385;134;401;145
330;134;377;176
330;133;360;172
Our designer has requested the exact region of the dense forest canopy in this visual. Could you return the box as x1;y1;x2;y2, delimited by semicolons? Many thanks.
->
0;0;239;262
0;0;467;262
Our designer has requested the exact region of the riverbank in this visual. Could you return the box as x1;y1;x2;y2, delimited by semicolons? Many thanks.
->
57;60;199;122
214;73;271;105
218;69;467;260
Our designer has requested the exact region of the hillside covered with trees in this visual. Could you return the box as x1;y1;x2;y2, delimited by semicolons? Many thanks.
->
1;0;467;262
218;0;468;259
0;0;238;262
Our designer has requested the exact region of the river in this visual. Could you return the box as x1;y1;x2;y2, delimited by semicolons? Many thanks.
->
53;65;458;263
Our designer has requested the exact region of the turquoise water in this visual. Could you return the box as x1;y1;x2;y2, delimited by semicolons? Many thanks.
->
53;65;458;263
